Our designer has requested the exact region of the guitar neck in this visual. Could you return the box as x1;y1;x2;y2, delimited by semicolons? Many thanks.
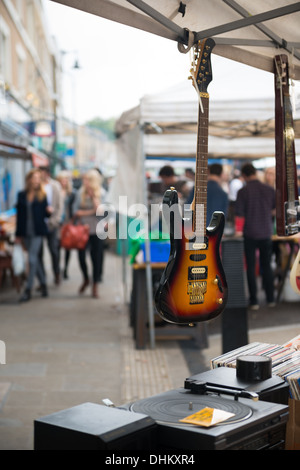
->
274;54;298;236
193;95;209;237
284;96;297;208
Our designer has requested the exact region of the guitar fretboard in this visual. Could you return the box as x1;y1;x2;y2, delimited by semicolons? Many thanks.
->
274;54;298;236
194;95;209;238
284;96;297;221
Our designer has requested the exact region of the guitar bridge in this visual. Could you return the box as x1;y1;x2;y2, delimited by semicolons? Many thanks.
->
284;200;300;235
187;281;207;304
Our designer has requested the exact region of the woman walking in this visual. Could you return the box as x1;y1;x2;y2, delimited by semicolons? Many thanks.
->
15;168;52;302
56;170;76;279
73;169;104;298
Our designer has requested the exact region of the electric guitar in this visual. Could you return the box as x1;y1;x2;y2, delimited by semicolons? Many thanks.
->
274;54;299;236
155;38;228;325
290;246;300;295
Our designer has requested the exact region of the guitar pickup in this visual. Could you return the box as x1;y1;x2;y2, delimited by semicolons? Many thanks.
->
190;254;206;262
188;237;209;251
188;266;208;280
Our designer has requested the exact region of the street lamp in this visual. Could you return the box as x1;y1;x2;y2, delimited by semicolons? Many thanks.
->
60;50;81;168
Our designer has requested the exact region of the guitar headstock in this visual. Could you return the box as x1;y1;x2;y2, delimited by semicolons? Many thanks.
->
274;54;289;94
190;38;215;94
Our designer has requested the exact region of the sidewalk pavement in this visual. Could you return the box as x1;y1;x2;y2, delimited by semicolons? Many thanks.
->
0;250;189;450
0;248;299;450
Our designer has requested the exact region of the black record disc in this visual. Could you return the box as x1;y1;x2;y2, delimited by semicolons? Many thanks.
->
131;390;252;426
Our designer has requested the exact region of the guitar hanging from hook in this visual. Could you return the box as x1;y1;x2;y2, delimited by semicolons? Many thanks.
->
274;54;300;236
155;38;228;325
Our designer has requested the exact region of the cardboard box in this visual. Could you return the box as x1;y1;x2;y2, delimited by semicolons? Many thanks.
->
285;398;300;450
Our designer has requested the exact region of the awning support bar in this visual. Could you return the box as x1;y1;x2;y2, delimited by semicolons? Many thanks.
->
126;0;188;44
127;0;300;57
223;0;300;61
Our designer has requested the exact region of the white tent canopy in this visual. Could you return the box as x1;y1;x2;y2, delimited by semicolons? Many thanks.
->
115;58;300;155
109;73;300;209
52;0;300;78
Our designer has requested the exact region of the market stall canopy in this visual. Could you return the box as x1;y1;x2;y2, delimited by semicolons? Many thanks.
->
108;77;300;211
51;0;300;79
115;76;300;158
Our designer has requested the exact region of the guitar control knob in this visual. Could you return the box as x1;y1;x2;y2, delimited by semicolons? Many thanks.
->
216;298;223;305
212;275;224;293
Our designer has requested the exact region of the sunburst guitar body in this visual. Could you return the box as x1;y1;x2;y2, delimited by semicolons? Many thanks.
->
155;188;228;324
155;38;228;325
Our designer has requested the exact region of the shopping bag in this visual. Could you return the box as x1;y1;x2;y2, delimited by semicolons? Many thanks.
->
60;221;89;250
12;243;25;275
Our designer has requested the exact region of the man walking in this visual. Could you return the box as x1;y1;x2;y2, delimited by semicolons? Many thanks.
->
235;163;276;310
39;166;63;285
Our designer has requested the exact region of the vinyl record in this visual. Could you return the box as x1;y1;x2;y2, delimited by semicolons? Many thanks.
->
131;390;252;426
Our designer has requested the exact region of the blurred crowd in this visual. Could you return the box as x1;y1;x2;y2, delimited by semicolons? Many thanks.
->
149;162;300;310
14;166;108;302
9;161;300;310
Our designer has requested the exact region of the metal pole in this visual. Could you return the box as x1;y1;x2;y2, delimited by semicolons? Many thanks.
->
140;123;155;349
126;0;188;43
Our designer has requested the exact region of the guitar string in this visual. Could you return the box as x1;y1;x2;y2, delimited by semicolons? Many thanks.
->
189;42;211;305
193;97;208;291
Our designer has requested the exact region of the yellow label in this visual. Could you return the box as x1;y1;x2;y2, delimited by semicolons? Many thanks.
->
180;407;235;427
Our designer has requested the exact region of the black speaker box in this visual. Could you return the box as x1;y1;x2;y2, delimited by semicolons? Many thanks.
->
34;402;157;450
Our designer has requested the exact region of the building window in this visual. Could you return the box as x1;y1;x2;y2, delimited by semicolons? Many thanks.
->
16;0;23;19
16;43;26;97
0;17;11;83
26;0;35;44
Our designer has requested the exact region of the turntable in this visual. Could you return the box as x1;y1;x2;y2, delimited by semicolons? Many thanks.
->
34;365;290;450
126;388;289;450
124;364;290;450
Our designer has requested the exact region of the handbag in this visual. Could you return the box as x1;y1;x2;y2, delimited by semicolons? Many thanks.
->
60;219;89;250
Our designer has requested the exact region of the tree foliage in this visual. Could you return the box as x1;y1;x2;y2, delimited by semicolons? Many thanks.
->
85;117;116;140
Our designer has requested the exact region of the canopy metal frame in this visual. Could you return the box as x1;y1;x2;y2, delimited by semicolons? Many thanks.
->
127;0;300;59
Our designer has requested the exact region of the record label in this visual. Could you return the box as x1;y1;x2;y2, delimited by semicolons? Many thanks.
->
180;407;235;427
